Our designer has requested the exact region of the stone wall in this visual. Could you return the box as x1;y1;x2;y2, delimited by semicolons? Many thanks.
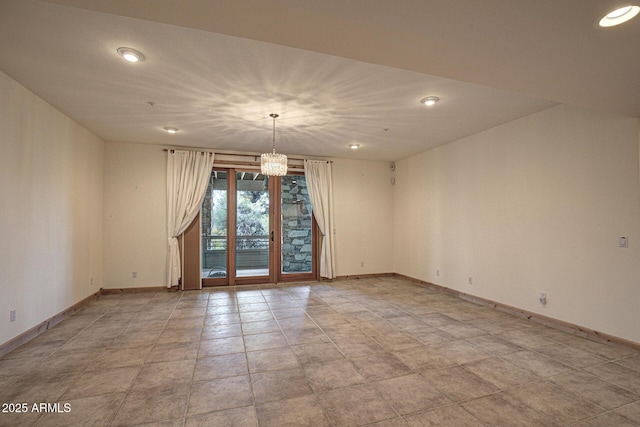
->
281;176;313;273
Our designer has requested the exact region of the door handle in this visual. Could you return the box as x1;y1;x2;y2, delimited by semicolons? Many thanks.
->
271;231;274;242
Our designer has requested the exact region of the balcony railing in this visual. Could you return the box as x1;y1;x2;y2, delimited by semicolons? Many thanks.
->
202;235;269;270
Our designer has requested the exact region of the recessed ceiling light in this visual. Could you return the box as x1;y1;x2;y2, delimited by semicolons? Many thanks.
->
163;127;179;134
348;143;360;150
420;96;440;106
117;47;145;63
598;5;640;27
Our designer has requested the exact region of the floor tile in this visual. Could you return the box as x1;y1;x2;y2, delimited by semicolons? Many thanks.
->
37;392;125;427
187;375;253;416
585;361;640;394
303;359;366;391
504;381;603;424
250;367;313;403
562;336;636;360
111;383;190;426
423;365;499;401
200;322;243;340
255;395;331;427
146;341;200;363
372;332;423;351
465;334;525;355
92;345;152;369
535;343;606;368
435;322;487;339
240;310;274;323
614;400;640;424
332;334;385;357
498;328;556;349
193;353;248;381
405;404;485;426
548;370;639;410
462;357;539;389
350;352;413;381
391;346;453;370
318;384;396;427
615;354;640;372
243;331;288;352
198;336;245;357
291;342;344;365
241;319;280;335
572;411;638;427
461;393;559;427
435;340;491;365
283;328;330;345
64;366;139;399
246;347;300;373
131;359;195;389
206;305;239;315
185;405;257;427
156;327;202;345
365;417;409;427
372;373;450;415
204;312;241;325
500;349;574;377
271;307;307;320
3;277;638;427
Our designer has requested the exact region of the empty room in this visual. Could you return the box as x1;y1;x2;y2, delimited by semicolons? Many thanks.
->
1;1;639;426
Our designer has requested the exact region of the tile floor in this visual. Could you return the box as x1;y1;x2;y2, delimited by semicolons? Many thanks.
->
1;276;639;426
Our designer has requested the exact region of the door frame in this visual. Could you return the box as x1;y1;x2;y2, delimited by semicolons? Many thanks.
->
191;168;318;288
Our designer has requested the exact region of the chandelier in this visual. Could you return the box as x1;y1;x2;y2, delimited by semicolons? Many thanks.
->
261;113;287;176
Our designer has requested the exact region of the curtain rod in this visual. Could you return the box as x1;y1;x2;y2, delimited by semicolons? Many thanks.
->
163;148;331;163
163;149;212;154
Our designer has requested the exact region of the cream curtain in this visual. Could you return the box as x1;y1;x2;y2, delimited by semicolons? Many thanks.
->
166;150;215;288
304;159;336;279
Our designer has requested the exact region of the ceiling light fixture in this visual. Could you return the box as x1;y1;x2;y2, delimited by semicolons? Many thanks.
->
598;5;640;27
420;96;440;106
348;143;360;150
260;114;287;176
117;47;145;63
163;127;179;134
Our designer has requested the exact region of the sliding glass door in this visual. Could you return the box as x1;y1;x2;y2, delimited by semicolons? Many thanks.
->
201;171;228;281
235;171;270;281
201;168;317;286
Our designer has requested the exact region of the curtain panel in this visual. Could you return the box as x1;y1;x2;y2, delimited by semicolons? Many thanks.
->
166;150;215;288
304;159;336;279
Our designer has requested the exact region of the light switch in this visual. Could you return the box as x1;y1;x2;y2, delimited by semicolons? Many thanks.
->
619;236;629;248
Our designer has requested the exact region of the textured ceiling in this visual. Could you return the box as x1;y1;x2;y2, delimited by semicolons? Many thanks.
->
1;0;638;161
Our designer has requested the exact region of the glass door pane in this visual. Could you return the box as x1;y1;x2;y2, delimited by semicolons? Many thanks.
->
236;172;270;278
281;175;313;274
201;171;228;279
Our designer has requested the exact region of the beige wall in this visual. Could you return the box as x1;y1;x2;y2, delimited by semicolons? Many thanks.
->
103;142;167;289
101;145;395;288
332;158;395;276
393;104;640;343
0;71;104;345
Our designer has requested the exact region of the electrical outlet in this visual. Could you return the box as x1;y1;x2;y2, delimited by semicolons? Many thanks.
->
468;277;473;285
436;269;440;277
539;292;547;306
360;262;364;268
619;236;629;248
10;310;16;322
132;271;137;279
